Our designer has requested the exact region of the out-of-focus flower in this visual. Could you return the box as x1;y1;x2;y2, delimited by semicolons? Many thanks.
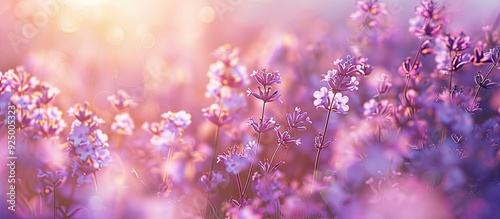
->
243;141;258;161
443;32;470;52
414;22;443;38
286;107;311;131
4;67;39;94
143;110;192;153
68;121;90;146
11;94;36;110
162;110;191;129
111;112;135;135
199;171;226;193
217;146;250;174
400;57;422;78
248;116;277;133
470;42;493;66
486;46;500;65
34;83;60;105
450;53;471;72
415;0;444;21
376;74;392;96
30;106;66;139
66;102;111;184
202;103;232;126
37;164;67;195
254;168;285;202
108;90;135;110
67;102;93;123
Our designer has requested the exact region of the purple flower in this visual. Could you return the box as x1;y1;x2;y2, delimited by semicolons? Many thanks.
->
400;57;422;77
313;88;350;114
486;46;500;64
275;126;301;147
111;112;135;135
67;102;93;122
450;53;471;71
37;164;67;194
313;87;331;109
108;90;135;110
246;86;282;104
248;116;277;133
202;103;232;126
30;106;66;139
286;107;311;131
415;0;443;21
93;129;109;147
162;110;192;129
376;74;392;96
314;132;333;149
68;121;90;146
217;146;250;174
34;83;60;105
208;44;249;88
355;0;386;15
199;171;226;193
243;141;258;161
254;167;285;202
443;32;470;52
250;69;281;87
4;67;39;94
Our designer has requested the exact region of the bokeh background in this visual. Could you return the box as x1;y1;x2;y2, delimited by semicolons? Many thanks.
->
1;0;500;218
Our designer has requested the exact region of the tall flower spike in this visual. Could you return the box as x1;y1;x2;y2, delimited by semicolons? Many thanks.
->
415;0;444;21
247;69;283;104
108;90;135;110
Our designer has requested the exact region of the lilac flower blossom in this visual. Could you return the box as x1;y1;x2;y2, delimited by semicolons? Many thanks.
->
111;112;135;135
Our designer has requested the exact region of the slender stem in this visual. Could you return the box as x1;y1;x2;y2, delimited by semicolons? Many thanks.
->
242;101;267;197
448;51;454;91
163;146;173;183
469;59;499;111
205;101;224;214
403;28;427;106
311;148;322;194
311;90;338;195
207;125;221;180
235;174;243;199
93;172;101;199
269;143;282;171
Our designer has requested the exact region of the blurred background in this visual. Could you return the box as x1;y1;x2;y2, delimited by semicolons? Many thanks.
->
1;0;499;121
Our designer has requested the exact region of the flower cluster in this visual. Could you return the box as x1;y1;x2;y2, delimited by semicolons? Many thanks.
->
246;69;283;104
142;110;192;154
313;56;372;114
203;44;248;126
66;102;111;184
0;68;66;139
